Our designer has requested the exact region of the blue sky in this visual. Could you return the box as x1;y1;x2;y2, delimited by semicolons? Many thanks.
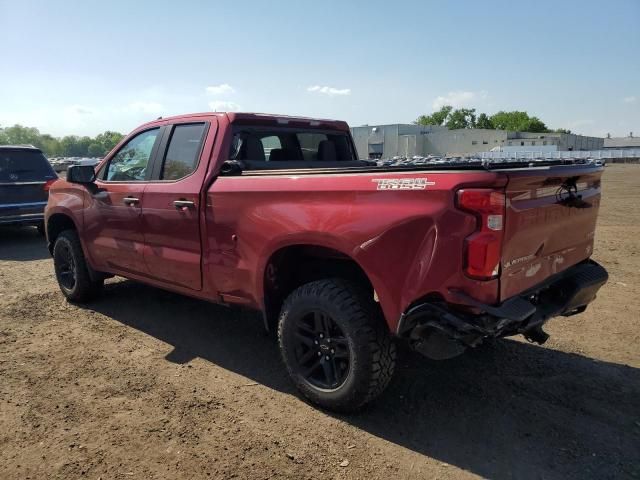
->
1;0;638;138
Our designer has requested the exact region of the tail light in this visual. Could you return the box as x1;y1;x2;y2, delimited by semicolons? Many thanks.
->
43;179;57;192
456;188;506;280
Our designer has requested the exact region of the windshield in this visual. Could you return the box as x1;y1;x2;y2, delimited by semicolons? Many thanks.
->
0;150;55;182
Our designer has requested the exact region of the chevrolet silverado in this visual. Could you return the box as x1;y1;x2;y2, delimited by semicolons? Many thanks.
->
45;112;608;411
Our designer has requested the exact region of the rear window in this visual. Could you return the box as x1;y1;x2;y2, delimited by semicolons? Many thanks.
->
229;127;358;169
0;150;55;182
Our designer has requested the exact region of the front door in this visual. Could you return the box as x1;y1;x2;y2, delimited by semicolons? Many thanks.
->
141;121;212;290
84;127;162;276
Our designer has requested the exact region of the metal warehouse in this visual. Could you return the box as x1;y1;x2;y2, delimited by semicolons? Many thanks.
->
350;124;604;159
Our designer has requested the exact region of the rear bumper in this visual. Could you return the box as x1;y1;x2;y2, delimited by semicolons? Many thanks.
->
0;213;45;226
397;260;608;357
0;201;47;226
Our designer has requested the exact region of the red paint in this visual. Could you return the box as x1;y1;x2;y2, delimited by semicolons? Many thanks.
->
45;112;604;333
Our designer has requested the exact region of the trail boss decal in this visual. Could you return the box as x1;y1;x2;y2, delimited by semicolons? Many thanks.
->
372;178;436;190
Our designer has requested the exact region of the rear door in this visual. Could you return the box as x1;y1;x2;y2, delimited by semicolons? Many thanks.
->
140;120;213;290
0;149;57;223
500;164;603;300
84;127;162;275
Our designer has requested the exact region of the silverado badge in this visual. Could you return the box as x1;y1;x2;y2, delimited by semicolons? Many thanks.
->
372;178;435;190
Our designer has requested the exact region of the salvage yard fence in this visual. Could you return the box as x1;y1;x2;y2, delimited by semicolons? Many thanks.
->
479;149;640;161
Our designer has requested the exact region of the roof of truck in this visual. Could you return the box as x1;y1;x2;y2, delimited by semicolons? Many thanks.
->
136;112;350;132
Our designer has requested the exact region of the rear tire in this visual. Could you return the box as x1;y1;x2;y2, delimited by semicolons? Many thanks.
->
53;229;103;302
278;279;396;412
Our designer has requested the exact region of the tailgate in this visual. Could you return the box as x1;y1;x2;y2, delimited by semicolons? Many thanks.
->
500;165;603;301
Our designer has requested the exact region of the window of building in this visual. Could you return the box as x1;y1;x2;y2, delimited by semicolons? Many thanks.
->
531;141;536;146
543;141;547;146
521;141;525;146
482;140;488;145
161;123;207;180
471;140;478;145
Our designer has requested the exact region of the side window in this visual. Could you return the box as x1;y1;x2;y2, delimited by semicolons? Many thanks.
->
103;128;160;181
161;123;207;180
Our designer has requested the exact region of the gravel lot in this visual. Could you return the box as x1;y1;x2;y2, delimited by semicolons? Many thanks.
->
1;165;638;479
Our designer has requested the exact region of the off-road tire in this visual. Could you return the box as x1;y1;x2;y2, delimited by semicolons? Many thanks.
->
53;229;103;302
278;279;396;412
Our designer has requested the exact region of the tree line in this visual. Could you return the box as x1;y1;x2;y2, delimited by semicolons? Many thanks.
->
415;106;571;134
0;124;125;157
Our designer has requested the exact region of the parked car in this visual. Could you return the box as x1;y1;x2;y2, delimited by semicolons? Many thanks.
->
45;112;608;411
1;145;58;233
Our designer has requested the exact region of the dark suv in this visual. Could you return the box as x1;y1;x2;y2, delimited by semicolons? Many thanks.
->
0;145;57;233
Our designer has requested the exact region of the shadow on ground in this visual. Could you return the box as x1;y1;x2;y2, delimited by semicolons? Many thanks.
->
87;280;639;480
0;226;49;261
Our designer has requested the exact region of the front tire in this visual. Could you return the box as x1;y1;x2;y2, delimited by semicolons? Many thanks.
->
53;230;103;302
278;279;396;412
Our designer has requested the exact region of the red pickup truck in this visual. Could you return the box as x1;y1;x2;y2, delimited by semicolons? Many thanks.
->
45;112;608;411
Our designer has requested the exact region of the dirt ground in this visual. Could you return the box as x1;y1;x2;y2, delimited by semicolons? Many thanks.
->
1;165;638;480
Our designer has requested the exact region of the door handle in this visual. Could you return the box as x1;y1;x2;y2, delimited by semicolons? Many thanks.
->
173;200;195;209
123;196;140;205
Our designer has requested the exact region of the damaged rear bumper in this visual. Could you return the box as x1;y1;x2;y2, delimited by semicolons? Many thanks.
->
397;260;608;359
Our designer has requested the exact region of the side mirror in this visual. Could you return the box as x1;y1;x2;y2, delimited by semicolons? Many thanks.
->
67;165;96;184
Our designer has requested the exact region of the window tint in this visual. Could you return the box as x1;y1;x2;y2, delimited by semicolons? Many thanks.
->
104;128;159;181
0;150;54;182
230;128;356;167
297;133;328;161
260;136;281;161
162;124;206;180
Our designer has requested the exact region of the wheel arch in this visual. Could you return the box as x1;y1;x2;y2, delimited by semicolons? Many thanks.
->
46;212;78;254
260;243;386;332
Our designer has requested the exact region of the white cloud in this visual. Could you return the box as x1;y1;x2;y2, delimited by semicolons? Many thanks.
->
206;84;236;95
126;101;164;114
432;90;487;110
65;104;93;115
208;100;241;112
623;96;637;104
307;85;351;96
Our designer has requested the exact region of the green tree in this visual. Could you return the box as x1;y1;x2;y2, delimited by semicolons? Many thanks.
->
415;105;453;126
60;136;82;156
1;124;43;146
488;111;549;132
87;143;104;157
94;130;124;155
0;124;125;157
476;113;493;129
554;128;572;134
445;108;477;129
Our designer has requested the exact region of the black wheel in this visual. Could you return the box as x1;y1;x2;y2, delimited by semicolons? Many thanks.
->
278;279;396;412
36;221;45;236
53;230;103;302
